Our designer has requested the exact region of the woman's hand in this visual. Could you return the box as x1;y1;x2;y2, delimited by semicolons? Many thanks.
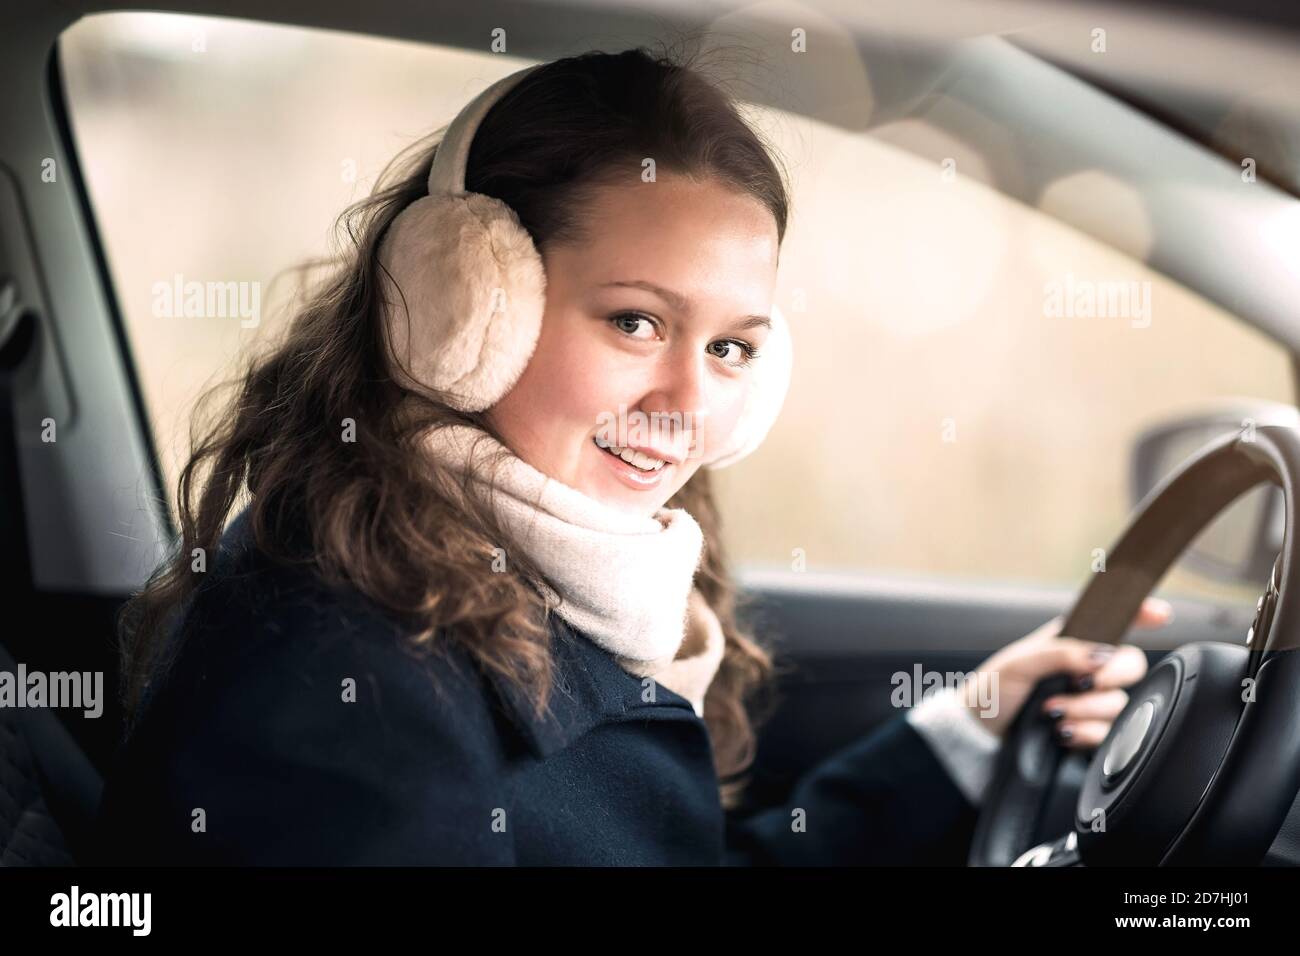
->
957;597;1173;745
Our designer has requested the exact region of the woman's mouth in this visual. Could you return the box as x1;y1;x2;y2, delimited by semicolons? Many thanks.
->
593;436;670;489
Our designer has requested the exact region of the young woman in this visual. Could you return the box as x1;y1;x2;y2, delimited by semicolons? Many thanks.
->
90;46;1165;866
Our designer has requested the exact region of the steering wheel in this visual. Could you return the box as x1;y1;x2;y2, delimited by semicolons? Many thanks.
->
968;424;1300;866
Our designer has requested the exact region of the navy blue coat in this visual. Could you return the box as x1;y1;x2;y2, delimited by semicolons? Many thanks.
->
89;507;980;866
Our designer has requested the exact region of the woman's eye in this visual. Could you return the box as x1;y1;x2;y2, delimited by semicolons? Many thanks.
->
609;312;657;339
610;312;759;368
710;339;760;368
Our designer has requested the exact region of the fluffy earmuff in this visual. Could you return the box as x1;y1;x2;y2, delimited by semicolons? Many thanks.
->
379;192;546;412
378;66;547;413
702;301;793;471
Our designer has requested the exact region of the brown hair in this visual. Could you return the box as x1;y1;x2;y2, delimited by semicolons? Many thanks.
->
118;43;790;810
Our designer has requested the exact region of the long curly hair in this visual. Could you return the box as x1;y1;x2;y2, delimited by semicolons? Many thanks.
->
117;42;790;810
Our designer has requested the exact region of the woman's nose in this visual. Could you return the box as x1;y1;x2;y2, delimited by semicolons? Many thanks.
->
639;352;709;446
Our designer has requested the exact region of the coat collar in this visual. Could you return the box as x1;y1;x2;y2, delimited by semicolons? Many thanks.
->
218;505;698;760
483;613;700;759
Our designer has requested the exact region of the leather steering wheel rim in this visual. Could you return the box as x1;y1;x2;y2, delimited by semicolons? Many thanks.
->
969;424;1300;866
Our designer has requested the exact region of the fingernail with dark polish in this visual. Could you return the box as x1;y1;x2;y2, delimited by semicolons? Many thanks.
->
1073;674;1095;691
1046;707;1065;720
1056;726;1074;742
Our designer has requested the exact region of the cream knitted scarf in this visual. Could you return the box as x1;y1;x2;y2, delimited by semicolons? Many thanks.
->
421;423;726;716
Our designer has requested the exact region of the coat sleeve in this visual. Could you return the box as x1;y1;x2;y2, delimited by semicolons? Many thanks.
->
723;688;1001;866
92;579;518;866
902;685;1002;806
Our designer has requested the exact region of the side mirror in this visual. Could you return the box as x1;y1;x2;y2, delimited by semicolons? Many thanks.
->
1131;401;1294;587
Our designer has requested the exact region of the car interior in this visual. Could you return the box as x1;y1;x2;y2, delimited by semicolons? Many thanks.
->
4;0;1300;869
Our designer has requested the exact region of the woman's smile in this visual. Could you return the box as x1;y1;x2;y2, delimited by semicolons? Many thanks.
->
592;435;673;490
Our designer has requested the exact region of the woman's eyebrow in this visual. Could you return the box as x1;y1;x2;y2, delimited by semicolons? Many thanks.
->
598;280;771;328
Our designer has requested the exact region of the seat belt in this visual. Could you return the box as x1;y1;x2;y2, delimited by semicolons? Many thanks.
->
0;295;35;595
0;299;106;861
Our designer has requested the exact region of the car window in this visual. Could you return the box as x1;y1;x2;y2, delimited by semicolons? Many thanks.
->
60;11;1295;607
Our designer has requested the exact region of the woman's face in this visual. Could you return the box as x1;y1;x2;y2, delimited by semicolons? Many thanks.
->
485;173;780;516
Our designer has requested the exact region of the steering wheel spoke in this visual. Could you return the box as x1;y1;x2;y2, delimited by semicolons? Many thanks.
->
1011;831;1080;867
